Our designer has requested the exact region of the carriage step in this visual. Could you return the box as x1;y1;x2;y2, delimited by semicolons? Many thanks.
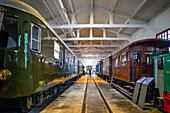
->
129;82;135;85
130;87;134;90
124;85;131;89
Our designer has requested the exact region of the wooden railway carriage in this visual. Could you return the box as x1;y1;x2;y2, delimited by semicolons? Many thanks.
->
0;0;84;109
103;56;112;79
97;61;103;76
112;39;170;83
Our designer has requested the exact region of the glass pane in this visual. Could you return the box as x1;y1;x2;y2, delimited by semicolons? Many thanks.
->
32;40;40;51
54;41;60;52
31;24;41;52
168;34;170;40
133;52;140;64
54;51;59;59
122;54;126;65
0;16;18;49
115;58;118;67
32;25;40;40
145;47;154;51
168;30;170;34
145;52;153;65
0;11;4;31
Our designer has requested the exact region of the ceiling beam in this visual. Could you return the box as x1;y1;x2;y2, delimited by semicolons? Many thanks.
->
53;0;75;37
42;0;66;34
67;45;121;47
60;37;130;41
70;6;147;23
72;49;115;52
105;0;118;24
118;0;148;33
74;7;90;14
75;52;111;54
79;54;109;58
51;24;147;29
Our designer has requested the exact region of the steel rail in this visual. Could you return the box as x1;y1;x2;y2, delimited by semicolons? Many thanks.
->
81;77;88;113
91;76;113;113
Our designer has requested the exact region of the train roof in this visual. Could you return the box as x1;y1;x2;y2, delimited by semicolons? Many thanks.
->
0;0;78;60
110;38;170;58
129;39;170;47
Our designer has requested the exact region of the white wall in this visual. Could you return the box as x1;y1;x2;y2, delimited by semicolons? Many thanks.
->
82;7;170;65
131;7;170;42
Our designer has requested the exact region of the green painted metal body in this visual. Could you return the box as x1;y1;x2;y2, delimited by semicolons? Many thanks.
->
163;54;170;92
0;5;83;99
153;54;170;93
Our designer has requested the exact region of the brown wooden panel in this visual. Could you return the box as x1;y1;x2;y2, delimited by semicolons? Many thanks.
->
103;58;109;76
112;66;130;82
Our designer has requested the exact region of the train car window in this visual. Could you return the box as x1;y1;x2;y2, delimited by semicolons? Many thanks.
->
133;52;140;64
54;41;60;59
168;30;170;40
114;57;118;67
0;16;18;49
0;10;4;31
59;45;63;67
121;53;126;65
127;52;130;65
145;52;153;65
30;23;41;53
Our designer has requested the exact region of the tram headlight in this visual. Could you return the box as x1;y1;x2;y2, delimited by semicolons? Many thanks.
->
0;69;12;81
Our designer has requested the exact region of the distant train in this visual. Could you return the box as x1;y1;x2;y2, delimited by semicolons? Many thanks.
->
86;65;92;74
0;0;84;109
96;39;170;93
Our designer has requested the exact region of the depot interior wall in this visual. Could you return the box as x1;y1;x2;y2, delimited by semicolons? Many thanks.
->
131;7;170;42
112;7;170;55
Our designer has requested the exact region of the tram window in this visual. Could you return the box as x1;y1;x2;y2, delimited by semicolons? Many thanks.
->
114;58;118;67
121;53;126;65
0;10;4;31
127;52;130;65
30;23;41;52
145;52;153;65
59;45;63;66
133;52;140;64
168;30;170;40
54;41;60;60
0;16;18;49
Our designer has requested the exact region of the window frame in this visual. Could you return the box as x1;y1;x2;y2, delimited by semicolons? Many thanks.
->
156;28;170;40
54;40;60;60
132;51;141;65
121;52;127;66
30;23;41;53
0;15;19;49
144;51;154;65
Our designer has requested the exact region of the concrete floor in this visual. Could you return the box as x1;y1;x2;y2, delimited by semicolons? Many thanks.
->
40;75;161;113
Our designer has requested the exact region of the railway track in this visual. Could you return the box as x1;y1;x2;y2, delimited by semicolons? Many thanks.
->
81;76;113;113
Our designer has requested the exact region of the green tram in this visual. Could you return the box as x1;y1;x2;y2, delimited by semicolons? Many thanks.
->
0;0;84;109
